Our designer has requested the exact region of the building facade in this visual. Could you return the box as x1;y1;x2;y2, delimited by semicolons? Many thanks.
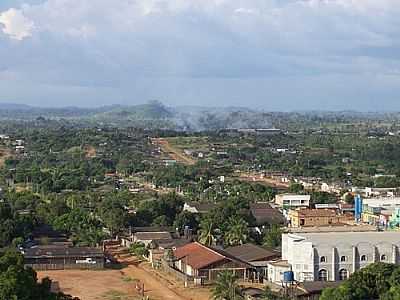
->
275;232;400;283
275;194;311;208
23;246;104;271
288;209;350;228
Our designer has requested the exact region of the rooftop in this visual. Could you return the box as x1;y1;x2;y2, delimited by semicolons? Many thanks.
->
224;243;279;263
249;202;285;225
293;208;337;218
134;232;172;241
287;224;377;233
133;226;175;233
287;231;400;247
184;202;217;213
23;246;103;258
174;242;227;269
297;281;341;295
269;259;290;267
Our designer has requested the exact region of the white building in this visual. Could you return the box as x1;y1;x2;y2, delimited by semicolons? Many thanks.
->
275;194;311;208
365;187;396;197
363;197;400;209
268;231;400;283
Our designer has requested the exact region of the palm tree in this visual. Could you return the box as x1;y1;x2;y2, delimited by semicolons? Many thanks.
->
223;217;248;247
263;225;282;249
212;270;243;300
198;217;216;246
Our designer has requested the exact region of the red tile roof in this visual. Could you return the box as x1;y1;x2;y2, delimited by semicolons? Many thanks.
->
173;242;226;269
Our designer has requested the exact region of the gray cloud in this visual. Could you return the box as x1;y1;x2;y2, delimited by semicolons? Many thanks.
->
0;0;400;109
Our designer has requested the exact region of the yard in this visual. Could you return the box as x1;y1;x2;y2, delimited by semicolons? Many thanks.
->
37;269;140;300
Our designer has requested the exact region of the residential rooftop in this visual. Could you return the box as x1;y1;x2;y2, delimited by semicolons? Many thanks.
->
224;243;279;263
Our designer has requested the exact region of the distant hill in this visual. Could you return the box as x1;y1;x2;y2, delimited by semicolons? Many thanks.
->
93;101;173;121
0;103;33;110
0;100;397;131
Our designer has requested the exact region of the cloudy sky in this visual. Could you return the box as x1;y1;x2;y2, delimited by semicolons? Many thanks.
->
0;0;400;110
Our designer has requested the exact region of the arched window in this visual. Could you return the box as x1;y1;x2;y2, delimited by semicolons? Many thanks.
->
361;255;367;262
381;254;387;261
318;269;328;281
340;256;347;262
320;256;327;263
339;269;348;281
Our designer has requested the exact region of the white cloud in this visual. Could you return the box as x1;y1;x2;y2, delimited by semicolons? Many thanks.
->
0;0;400;108
0;8;34;40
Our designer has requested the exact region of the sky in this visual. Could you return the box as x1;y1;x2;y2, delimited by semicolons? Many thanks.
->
0;0;400;110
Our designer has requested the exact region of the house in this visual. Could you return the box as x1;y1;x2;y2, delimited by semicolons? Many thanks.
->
133;231;173;247
288;208;351;228
121;226;176;248
267;259;291;283
183;202;217;214
295;282;341;300
173;242;251;284
365;187;397;197
23;245;104;270
225;243;280;282
249;202;285;226
314;204;339;210
276;231;400;282
363;197;400;209
275;194;311;209
241;287;264;300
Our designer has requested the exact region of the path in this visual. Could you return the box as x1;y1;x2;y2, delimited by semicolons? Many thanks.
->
110;246;211;300
152;138;196;165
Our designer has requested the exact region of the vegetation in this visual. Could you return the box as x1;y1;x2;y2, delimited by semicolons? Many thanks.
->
128;243;149;258
320;263;400;300
2;107;400;299
0;251;79;300
212;271;242;300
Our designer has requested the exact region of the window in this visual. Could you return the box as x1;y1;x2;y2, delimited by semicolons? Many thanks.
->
300;219;305;226
339;269;348;281
340;256;347;262
361;255;367;262
320;256;327;263
381;254;387;261
318;269;328;281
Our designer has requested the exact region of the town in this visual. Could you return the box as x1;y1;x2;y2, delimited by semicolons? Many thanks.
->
1;106;400;300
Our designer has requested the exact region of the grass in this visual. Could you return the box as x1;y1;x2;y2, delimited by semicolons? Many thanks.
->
122;276;135;282
102;290;139;300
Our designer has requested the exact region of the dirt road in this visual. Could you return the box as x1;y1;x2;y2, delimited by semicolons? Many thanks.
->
110;247;211;300
152;138;196;165
239;172;290;189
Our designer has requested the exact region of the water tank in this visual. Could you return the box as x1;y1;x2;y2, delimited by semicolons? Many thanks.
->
283;271;294;283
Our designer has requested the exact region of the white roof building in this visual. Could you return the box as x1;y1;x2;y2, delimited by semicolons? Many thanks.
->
275;194;311;208
275;231;400;283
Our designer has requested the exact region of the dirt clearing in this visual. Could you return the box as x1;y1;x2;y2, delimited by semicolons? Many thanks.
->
152;138;196;165
0;146;11;167
37;269;139;300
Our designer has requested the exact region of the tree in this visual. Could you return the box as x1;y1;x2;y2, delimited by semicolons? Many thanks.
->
263;225;282;249
173;211;199;234
320;263;399;300
223;217;248;247
129;242;149;258
212;271;243;300
198;217;216;246
288;182;304;194
0;251;79;300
